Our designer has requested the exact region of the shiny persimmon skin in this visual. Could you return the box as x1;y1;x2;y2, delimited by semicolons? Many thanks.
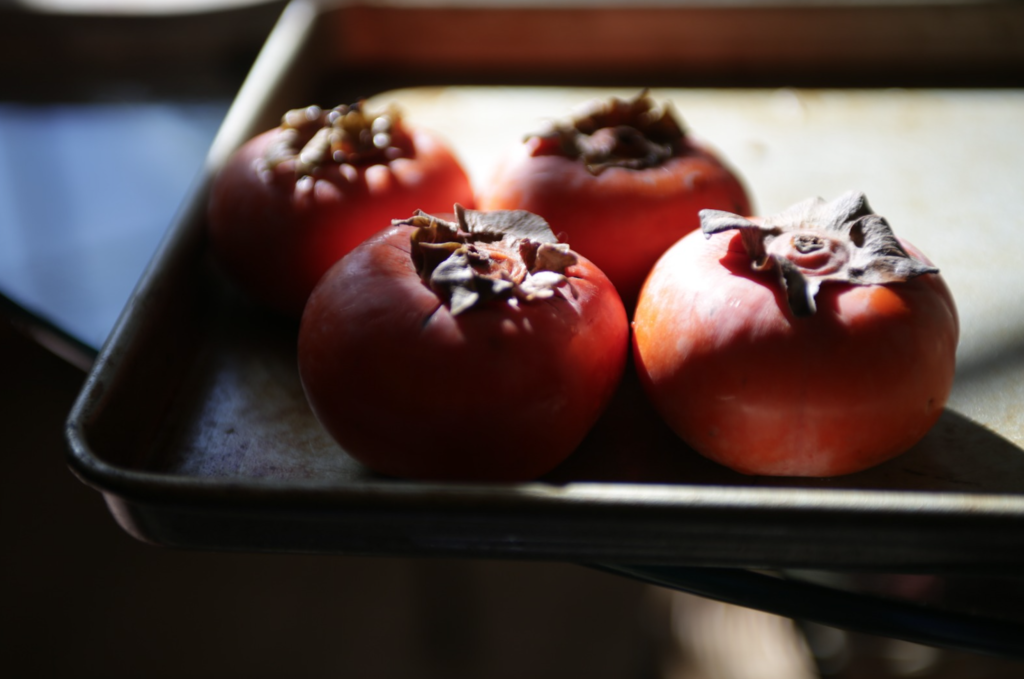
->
632;229;959;477
477;137;751;308
207;127;474;318
298;224;629;482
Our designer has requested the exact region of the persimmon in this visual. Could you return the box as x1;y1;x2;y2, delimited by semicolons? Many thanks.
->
477;91;751;309
632;191;959;477
207;101;474;318
298;206;629;481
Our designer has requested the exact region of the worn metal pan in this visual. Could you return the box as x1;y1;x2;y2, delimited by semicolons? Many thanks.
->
66;0;1024;574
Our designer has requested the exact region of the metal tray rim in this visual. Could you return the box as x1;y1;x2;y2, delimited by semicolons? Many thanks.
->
65;412;1024;519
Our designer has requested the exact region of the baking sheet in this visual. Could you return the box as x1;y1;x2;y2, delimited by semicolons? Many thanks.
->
65;2;1024;570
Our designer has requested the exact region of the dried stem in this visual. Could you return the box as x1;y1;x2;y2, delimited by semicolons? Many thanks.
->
700;191;938;316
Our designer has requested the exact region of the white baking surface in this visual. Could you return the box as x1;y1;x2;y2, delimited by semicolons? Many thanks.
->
367;86;1024;443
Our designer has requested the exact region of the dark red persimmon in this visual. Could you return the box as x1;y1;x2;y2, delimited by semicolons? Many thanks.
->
477;91;751;308
633;191;959;477
298;206;629;482
207;102;474;317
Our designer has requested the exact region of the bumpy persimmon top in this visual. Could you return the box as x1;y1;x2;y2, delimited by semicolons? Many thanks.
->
263;102;414;177
700;191;938;317
401;205;578;315
527;90;687;175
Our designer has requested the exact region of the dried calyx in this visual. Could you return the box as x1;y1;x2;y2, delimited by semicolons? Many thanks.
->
263;101;413;177
529;90;687;175
403;205;578;315
700;191;938;317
